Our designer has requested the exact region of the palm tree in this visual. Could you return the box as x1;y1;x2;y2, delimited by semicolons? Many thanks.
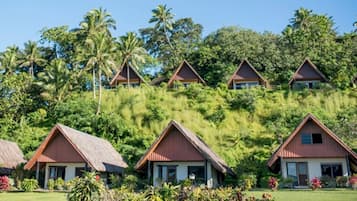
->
81;32;116;115
117;32;148;86
149;4;175;51
291;8;312;30
80;7;116;37
20;41;46;77
0;46;20;75
36;59;75;103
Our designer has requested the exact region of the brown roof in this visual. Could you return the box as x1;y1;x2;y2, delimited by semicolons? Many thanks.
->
267;113;357;168
167;60;206;86
0;139;26;169
288;58;328;85
135;120;235;175
25;124;128;173
227;59;268;88
109;60;146;86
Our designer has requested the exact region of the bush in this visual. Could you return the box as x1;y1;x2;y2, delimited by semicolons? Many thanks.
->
67;172;105;201
55;178;64;190
64;178;78;191
320;175;336;188
239;174;257;191
47;179;55;191
108;174;121;189
310;177;322;190
336;176;348;187
0;176;10;191
268;177;278;191
122;174;138;191
21;178;39;192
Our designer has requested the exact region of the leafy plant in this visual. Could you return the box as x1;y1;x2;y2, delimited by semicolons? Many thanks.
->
67;172;105;201
268;177;278;191
47;179;55;191
21;178;39;192
310;177;322;190
55;177;65;190
0;176;10;191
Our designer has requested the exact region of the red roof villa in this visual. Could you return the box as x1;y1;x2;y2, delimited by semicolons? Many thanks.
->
167;60;206;87
24;124;128;188
267;113;357;187
110;60;146;87
227;59;268;89
288;58;328;89
135;120;235;188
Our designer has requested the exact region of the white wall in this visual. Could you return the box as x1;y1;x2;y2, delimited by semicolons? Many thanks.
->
44;163;85;188
281;158;348;183
152;161;216;188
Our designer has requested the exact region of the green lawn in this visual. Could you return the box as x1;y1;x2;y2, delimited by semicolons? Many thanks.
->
248;189;357;201
0;192;66;201
0;189;356;201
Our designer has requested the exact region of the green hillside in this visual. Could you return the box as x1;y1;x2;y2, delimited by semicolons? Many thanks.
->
2;84;356;183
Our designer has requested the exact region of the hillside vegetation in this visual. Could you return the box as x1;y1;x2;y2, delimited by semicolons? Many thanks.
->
1;84;356;181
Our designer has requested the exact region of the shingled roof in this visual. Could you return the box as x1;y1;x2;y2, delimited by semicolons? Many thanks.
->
25;124;128;173
135;120;235;176
0;139;26;169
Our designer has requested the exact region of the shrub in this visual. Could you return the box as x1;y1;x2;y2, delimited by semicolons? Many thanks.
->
268;177;278;191
108;174;121;189
64;178;78;191
310;177;322;190
350;175;357;190
336;176;348;187
0;176;10;191
21;178;39;192
320;175;336;188
239;174;257;191
55;178;64;190
47;179;55;191
67;172;105;201
122;174;138;191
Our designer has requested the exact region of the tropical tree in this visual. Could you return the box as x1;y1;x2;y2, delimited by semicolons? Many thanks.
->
36;59;76;103
20;41;46;77
149;4;175;51
0;46;20;75
79;32;116;114
117;32;148;86
79;8;116;38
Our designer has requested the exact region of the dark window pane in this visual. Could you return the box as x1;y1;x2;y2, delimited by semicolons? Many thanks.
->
321;164;343;178
312;133;322;144
167;166;176;183
188;166;205;181
332;165;342;177
158;165;163;180
301;134;311;144
75;167;85;177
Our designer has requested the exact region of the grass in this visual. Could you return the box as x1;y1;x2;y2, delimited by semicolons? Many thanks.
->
0;192;66;201
248;189;357;201
0;189;356;201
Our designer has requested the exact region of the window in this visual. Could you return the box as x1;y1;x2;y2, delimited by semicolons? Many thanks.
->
157;165;177;183
301;133;322;144
188;166;205;182
75;167;85;177
321;164;343;178
49;166;66;180
234;82;259;89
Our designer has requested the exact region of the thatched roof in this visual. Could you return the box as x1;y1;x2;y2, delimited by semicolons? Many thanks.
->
135;120;235;176
0;139;26;169
25;124;128;173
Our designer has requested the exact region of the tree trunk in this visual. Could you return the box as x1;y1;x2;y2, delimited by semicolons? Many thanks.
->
93;68;96;99
30;62;34;77
127;62;130;88
96;69;102;115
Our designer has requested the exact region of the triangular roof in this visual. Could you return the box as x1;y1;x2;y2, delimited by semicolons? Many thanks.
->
267;113;357;168
25;124;128;172
109;60;146;86
0;139;26;169
167;60;206;86
135;120;234;175
288;58;328;85
227;59;268;87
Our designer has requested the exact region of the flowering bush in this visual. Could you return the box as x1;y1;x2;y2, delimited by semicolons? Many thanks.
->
268;177;278;191
350;175;357;190
0;176;10;191
310;177;321;190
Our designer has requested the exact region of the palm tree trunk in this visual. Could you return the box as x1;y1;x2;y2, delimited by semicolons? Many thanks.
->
93;68;96;99
96;69;102;115
30;62;34;77
127;61;130;88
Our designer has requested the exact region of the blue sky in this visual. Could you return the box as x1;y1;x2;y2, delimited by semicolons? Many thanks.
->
0;0;356;51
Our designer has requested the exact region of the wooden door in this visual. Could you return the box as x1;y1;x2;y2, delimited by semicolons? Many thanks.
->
297;162;308;186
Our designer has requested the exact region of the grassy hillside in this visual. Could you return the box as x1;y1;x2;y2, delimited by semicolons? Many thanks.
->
3;85;356;182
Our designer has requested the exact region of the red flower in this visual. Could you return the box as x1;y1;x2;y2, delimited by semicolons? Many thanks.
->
0;176;10;191
95;175;100;181
310;177;321;190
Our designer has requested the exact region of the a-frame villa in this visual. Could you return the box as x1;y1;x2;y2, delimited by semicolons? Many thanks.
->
167;60;206;87
135;120;235;188
267;113;357;187
24;124;128;188
227;59;268;89
288;58;328;89
110;60;146;87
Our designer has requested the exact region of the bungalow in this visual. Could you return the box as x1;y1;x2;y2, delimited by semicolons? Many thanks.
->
110;60;146;87
267;113;357;187
227;59;268;89
135;120;235;188
0;139;26;176
288;58;328;89
24;124;128;188
167;60;206;87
